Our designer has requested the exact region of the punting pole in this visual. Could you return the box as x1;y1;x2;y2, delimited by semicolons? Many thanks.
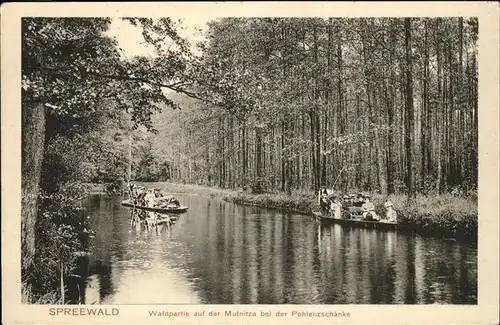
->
127;109;132;194
331;166;347;191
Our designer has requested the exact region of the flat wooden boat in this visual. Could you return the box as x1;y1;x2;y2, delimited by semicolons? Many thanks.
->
313;211;398;230
122;200;188;214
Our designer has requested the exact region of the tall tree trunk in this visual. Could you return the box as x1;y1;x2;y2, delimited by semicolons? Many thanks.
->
336;22;346;189
255;126;263;193
404;18;415;199
281;121;286;192
375;88;388;196
60;263;65;304
270;126;275;189
299;114;305;189
187;130;193;184
436;19;443;192
355;93;362;190
313;23;321;189
421;20;429;189
242;123;247;186
296;123;302;189
472;54;478;186
21;101;46;272
286;121;293;196
361;30;383;193
458;17;465;187
321;113;328;186
127;111;133;185
205;141;211;185
472;53;478;187
227;119;233;188
386;22;396;194
218;115;226;188
322;18;333;188
447;42;455;187
425;21;432;177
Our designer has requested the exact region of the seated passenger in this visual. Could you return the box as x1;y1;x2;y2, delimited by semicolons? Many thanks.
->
353;193;365;207
169;198;180;207
153;188;163;198
349;194;358;205
330;197;342;219
135;190;147;205
144;189;157;207
157;195;171;206
329;196;336;216
157;195;180;208
381;201;398;223
362;196;379;221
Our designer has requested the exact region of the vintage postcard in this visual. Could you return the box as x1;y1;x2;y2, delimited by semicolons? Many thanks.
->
1;1;499;324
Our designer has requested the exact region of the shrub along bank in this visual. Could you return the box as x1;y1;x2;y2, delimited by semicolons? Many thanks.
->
225;191;477;241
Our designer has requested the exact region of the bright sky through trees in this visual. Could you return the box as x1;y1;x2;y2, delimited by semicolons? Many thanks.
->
106;16;215;59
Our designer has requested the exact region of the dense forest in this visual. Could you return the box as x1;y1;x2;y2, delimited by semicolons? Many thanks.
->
21;17;478;302
147;18;478;197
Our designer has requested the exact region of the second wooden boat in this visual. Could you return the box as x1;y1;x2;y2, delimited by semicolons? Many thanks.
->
313;211;398;230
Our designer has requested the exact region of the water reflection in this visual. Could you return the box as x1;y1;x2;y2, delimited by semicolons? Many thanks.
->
77;194;477;305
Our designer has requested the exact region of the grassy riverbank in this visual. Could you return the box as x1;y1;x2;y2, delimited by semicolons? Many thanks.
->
231;192;477;240
225;189;477;240
118;181;236;198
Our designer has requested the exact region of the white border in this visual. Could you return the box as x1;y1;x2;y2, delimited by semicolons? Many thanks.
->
2;2;499;324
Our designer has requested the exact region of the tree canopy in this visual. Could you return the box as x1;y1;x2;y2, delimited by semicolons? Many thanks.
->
21;17;206;274
150;17;479;197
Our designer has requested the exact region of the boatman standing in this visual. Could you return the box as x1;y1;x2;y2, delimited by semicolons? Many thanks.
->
318;186;331;214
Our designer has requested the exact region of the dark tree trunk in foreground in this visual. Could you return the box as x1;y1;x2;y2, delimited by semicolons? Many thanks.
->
21;101;46;272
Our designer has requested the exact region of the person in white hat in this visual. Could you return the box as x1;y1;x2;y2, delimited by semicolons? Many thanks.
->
329;196;342;219
383;201;398;223
362;195;379;221
144;188;157;208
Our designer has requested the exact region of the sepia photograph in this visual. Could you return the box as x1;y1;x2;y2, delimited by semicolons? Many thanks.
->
20;14;480;305
2;2;499;325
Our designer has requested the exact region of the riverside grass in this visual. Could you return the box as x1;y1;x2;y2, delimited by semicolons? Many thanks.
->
131;182;477;240
22;282;61;304
226;191;477;240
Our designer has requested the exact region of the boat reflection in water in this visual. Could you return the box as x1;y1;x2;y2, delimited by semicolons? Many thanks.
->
74;193;477;305
128;207;178;236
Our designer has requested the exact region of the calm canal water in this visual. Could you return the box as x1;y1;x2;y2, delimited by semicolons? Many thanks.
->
73;193;477;305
